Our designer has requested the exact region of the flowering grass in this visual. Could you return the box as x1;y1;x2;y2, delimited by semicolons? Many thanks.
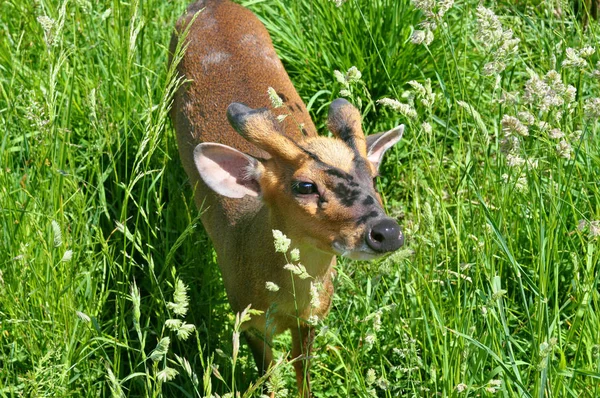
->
1;0;600;397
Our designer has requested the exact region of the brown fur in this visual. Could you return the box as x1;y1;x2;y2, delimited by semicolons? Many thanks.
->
170;1;403;396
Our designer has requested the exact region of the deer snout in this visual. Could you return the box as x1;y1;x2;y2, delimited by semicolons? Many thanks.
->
366;218;404;253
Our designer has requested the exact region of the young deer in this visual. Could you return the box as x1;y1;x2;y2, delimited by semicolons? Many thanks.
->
170;0;404;395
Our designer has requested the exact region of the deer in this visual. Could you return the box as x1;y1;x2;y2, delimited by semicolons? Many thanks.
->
170;0;404;396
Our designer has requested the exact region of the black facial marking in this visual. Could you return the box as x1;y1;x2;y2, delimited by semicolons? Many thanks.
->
276;92;288;102
338;126;356;147
299;147;323;163
363;195;375;206
325;168;353;181
295;102;302;111
332;182;360;207
357;211;379;225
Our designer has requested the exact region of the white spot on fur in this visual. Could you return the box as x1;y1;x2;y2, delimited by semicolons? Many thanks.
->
202;51;230;71
239;34;283;70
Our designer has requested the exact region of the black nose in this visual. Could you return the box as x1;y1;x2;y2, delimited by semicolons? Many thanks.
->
366;218;404;253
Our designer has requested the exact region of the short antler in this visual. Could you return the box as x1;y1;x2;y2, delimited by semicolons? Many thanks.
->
227;103;305;163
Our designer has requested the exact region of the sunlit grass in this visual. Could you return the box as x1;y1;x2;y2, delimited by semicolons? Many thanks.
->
1;0;599;396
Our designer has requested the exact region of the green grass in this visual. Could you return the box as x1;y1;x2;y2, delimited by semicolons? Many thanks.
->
1;0;600;396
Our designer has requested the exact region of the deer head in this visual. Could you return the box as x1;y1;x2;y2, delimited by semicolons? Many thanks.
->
193;98;404;259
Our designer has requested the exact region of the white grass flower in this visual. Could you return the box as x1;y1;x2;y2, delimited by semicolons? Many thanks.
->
289;248;300;262
523;69;567;112
37;15;56;46
167;279;190;317
409;78;436;108
556;140;573;159
265;281;280;292
377;98;418;119
438;0;455;17
272;230;291;253
101;8;112;21
501;115;529;136
483;60;506;76
346;66;362;83
157;367;179;382
366;368;376;385
283;263;310;279
376;377;390;390
276;114;288;122
166;319;196;341
165;319;183;330
330;0;347;7
505;154;525;167
455;383;468;392
339;89;351;97
149;337;170;362
310;281;321;308
372;311;382;332
267;87;284;108
564;85;577;104
516;174;528;193
517;111;535;125
76;311;91;322
408;80;426;97
548;128;564;139
411;29;434;46
421;121;432;134
52;220;63;247
486;379;502;393
584;98;600;120
476;6;503;49
61;249;73;262
364;333;376;351
562;48;586;69
334;70;347;85
537;121;550;131
177;323;195;340
307;314;319;325
580;46;595;58
411;0;435;16
498;37;520;58
130;282;141;325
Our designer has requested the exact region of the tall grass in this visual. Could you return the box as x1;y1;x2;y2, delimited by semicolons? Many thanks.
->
1;0;599;396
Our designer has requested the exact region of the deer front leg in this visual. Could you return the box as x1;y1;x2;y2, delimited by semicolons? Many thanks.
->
291;324;315;398
245;330;275;397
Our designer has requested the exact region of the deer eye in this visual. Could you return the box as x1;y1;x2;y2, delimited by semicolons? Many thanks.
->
292;181;318;195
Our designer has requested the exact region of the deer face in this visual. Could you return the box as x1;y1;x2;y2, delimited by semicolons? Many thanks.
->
194;99;404;259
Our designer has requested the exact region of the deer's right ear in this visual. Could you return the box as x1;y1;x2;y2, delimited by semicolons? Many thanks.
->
193;143;263;198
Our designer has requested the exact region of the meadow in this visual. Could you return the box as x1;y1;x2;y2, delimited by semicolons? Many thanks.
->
1;0;600;396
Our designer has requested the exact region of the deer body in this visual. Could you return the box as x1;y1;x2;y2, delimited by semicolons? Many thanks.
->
171;1;404;395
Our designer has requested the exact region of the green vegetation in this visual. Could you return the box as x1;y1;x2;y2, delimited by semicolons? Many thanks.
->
1;0;599;396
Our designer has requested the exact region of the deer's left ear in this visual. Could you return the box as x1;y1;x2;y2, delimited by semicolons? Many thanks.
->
366;125;404;170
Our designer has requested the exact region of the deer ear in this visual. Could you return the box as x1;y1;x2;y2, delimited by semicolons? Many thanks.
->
366;125;404;170
193;143;263;198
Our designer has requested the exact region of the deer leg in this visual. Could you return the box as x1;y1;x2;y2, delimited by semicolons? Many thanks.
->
291;324;315;398
245;330;274;397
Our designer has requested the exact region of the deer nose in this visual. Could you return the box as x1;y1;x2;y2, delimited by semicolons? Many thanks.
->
366;218;404;253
